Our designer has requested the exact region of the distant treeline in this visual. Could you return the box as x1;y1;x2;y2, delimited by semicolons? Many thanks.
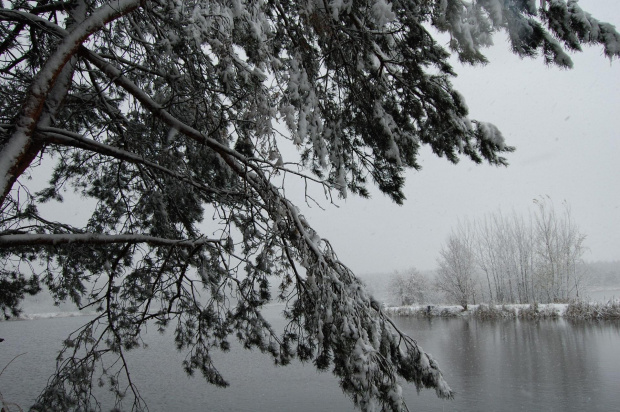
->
383;258;620;308
381;201;619;308
584;260;620;286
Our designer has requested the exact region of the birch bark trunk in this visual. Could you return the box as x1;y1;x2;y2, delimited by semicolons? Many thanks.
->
0;0;143;208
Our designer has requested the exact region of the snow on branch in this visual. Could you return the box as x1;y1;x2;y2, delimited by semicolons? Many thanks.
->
0;233;222;248
36;127;242;198
78;49;243;163
432;0;620;66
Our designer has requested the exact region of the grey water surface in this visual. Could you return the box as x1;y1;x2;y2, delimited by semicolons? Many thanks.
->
1;304;619;411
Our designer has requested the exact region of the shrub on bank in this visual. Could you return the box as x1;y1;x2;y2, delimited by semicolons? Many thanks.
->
517;303;561;320
564;300;620;320
473;304;516;320
386;305;461;318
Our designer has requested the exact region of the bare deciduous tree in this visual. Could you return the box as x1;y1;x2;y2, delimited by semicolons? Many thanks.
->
435;225;479;310
533;198;587;302
388;268;432;306
439;199;587;305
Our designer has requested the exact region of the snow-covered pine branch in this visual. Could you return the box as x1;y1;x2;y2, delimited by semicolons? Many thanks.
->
432;0;620;66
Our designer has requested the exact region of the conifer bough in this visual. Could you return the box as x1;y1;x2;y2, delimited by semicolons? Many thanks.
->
0;0;618;410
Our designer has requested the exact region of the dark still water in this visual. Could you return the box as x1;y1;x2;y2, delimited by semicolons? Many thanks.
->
1;305;619;411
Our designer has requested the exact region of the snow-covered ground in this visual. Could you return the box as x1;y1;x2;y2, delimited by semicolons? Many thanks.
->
387;303;564;317
386;301;620;320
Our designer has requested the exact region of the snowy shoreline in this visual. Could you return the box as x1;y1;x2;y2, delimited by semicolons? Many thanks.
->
4;301;619;323
386;300;620;320
4;311;97;321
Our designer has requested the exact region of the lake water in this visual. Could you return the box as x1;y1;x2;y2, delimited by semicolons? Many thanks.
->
1;305;619;411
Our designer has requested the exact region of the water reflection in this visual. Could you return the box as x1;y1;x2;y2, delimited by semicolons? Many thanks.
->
1;309;619;411
395;317;620;411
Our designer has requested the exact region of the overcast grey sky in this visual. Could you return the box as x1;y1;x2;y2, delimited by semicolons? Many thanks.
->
289;0;620;274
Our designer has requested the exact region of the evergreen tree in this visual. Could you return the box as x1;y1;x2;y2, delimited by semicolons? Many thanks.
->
0;0;618;410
